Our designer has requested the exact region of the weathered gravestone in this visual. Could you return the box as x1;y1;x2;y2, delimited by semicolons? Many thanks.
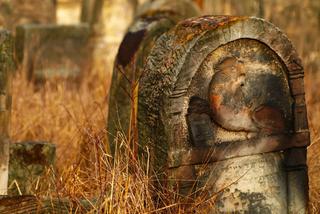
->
107;0;200;154
14;0;106;84
0;0;56;32
15;24;91;84
0;141;93;213
8;142;56;196
110;15;310;213
0;31;14;195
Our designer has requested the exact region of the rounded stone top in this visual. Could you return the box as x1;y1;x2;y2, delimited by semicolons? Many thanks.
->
137;16;309;167
208;39;293;135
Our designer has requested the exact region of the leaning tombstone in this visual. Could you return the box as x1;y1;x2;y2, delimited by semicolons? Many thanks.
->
0;30;14;195
137;16;309;213
15;24;91;84
0;0;56;32
107;0;200;154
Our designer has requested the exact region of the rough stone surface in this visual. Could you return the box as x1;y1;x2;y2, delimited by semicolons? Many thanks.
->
8;142;56;195
135;16;309;212
15;24;91;84
108;12;309;212
0;0;56;32
196;153;287;213
0;31;14;195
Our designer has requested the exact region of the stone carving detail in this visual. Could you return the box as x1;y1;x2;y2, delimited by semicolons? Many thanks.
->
138;16;309;213
109;14;309;213
188;39;292;148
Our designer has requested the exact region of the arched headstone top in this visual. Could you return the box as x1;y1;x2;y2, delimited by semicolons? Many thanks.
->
176;15;303;75
138;16;309;168
116;15;175;68
116;0;201;68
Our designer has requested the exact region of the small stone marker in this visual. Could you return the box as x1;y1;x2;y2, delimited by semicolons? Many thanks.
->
15;24;91;84
0;0;56;32
8;142;56;196
0;31;14;195
132;16;308;213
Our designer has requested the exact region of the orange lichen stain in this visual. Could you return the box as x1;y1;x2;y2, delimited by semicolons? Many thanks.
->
176;15;247;44
209;95;221;113
185;33;194;41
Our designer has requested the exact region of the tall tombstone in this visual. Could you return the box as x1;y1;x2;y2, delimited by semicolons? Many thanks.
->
0;31;14;195
15;24;91;84
0;0;56;32
107;0;200;154
137;16;309;213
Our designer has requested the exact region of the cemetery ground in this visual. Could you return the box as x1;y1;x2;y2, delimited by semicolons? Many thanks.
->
8;46;320;213
5;1;320;213
10;61;205;213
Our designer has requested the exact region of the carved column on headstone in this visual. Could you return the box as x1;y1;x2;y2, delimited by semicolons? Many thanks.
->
138;16;309;213
0;31;14;195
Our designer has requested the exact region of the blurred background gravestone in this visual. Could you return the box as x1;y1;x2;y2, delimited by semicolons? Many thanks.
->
55;0;144;76
15;24;91;84
12;0;105;84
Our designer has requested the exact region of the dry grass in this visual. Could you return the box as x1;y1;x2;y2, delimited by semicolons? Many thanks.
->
10;64;208;213
11;65;109;170
10;64;112;203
